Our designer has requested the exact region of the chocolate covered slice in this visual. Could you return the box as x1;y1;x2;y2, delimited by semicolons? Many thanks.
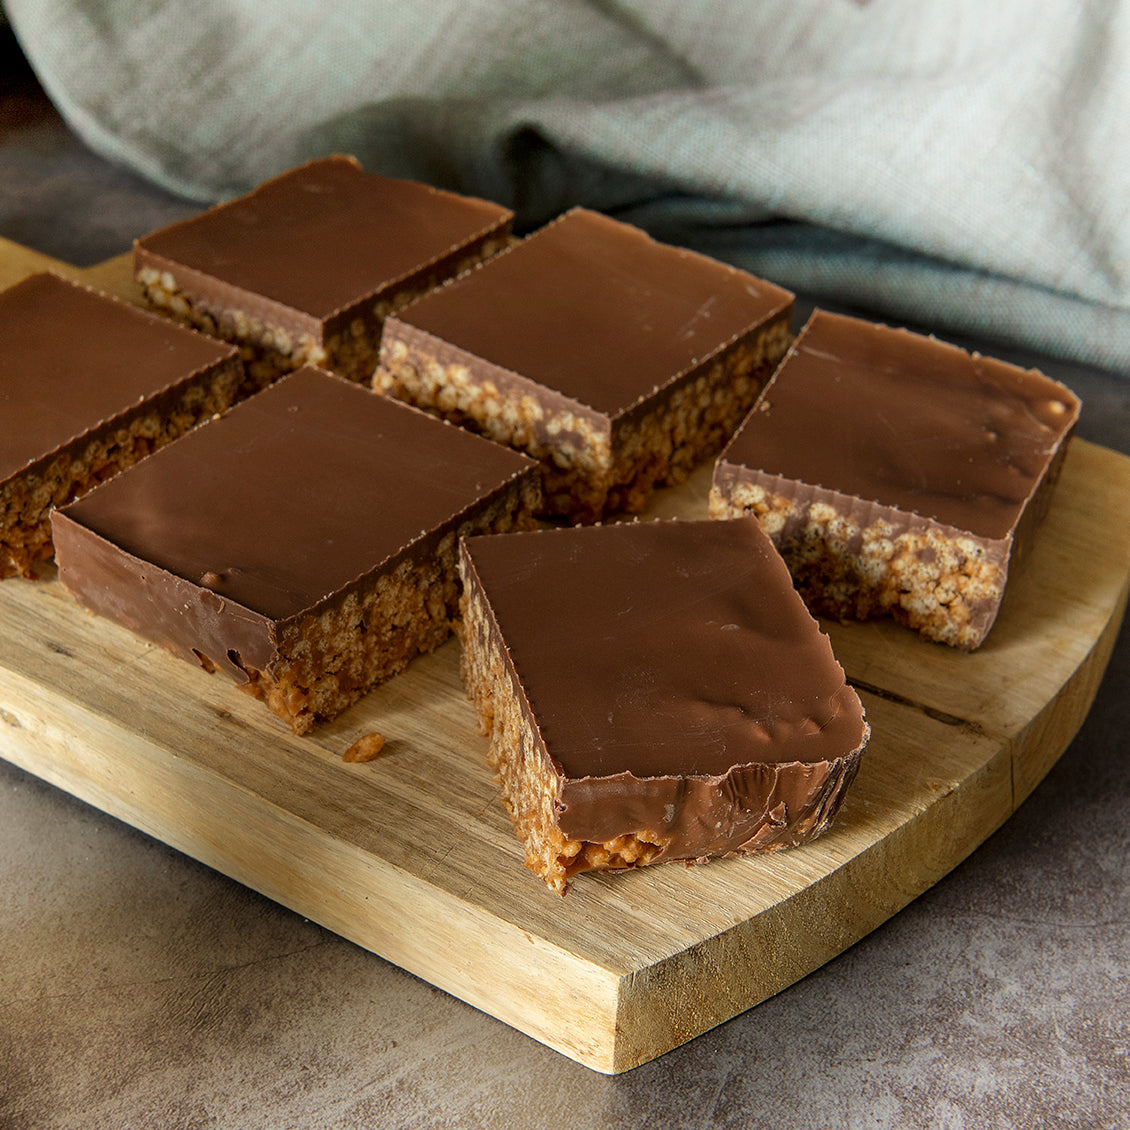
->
710;310;1081;649
378;207;794;522
0;271;242;579
51;367;540;734
134;155;513;389
458;517;869;894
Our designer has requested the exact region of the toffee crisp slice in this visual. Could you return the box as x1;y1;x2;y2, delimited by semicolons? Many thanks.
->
52;367;540;734
710;310;1081;649
378;207;794;523
0;271;242;579
134;155;514;390
458;517;869;895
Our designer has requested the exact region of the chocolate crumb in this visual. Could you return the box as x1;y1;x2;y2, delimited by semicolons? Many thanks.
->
343;732;386;763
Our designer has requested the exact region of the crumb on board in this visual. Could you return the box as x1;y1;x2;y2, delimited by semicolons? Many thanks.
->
342;732;386;763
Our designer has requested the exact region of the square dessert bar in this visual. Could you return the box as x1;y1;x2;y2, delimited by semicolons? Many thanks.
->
378;208;794;523
52;367;540;735
0;271;243;580
458;517;869;894
134;155;514;390
710;310;1081;650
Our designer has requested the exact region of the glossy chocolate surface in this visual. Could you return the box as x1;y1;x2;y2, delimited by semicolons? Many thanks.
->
52;367;536;678
721;310;1081;539
0;271;236;482
134;155;513;321
390;208;793;416
461;517;868;855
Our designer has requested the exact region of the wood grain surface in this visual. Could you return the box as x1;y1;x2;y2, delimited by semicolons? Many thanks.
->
2;244;1128;1074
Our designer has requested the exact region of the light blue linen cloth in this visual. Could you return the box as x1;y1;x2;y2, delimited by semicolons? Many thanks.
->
8;0;1130;371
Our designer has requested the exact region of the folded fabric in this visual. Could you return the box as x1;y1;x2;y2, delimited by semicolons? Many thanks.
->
8;0;1130;371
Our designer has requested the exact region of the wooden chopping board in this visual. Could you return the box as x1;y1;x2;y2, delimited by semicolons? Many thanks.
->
2;238;1129;1074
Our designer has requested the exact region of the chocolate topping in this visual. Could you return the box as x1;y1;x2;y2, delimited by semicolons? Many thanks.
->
391;207;793;417
724;310;1081;540
52;367;536;682
0;272;237;483
460;517;868;859
134;155;513;323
